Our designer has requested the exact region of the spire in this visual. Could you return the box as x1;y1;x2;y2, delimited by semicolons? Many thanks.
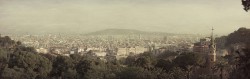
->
211;27;215;45
209;27;216;61
205;27;217;74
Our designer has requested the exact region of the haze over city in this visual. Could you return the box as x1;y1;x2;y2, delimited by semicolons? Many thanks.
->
0;0;250;35
1;0;250;79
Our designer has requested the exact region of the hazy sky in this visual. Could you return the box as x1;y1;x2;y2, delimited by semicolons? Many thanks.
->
0;0;249;35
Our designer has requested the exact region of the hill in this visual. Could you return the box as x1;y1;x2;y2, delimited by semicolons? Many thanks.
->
85;29;177;36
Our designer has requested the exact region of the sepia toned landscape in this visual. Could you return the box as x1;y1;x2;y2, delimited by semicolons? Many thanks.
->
0;0;250;79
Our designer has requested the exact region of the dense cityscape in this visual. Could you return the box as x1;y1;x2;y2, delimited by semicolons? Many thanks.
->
6;29;203;59
1;27;250;79
0;0;250;79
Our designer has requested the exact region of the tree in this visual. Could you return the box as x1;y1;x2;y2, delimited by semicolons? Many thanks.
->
226;27;250;48
1;36;52;79
6;49;52;79
242;0;250;12
50;56;74;78
224;27;250;79
70;53;84;66
229;48;250;79
75;59;93;78
134;57;152;68
155;59;174;72
213;58;230;79
61;68;77;79
104;61;122;79
167;67;186;79
76;59;113;79
0;36;15;48
124;55;136;66
156;50;179;59
117;67;168;79
0;49;8;73
173;52;203;79
133;52;157;68
1;67;26;79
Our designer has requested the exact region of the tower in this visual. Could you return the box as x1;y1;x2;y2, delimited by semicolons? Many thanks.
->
206;27;217;72
208;27;216;62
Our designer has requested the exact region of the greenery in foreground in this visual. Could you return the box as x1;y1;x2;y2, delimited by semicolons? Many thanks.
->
0;27;250;79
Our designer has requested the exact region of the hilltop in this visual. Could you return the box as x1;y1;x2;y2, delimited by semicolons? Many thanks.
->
85;29;178;36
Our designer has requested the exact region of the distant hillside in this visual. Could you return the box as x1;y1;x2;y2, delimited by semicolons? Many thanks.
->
85;29;176;36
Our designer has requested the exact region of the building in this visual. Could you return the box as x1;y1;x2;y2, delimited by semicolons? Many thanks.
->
36;48;48;54
193;38;210;55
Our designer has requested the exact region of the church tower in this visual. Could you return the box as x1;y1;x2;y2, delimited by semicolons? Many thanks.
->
206;28;216;70
209;28;216;62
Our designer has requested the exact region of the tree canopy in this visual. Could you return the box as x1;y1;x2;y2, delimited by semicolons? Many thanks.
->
242;0;250;12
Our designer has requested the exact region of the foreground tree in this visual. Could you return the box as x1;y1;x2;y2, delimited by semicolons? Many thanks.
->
167;67;186;79
213;58;230;79
50;56;74;78
1;67;27;79
229;48;250;79
173;52;203;79
132;52;157;68
7;50;52;79
0;49;8;73
0;35;46;78
117;67;168;79
225;27;250;79
155;59;175;72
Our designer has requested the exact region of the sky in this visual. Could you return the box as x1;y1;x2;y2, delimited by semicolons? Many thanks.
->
0;0;249;35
